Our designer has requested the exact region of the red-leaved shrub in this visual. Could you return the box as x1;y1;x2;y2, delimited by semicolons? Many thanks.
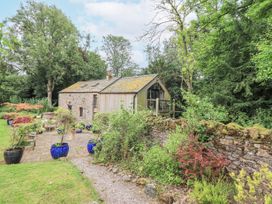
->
177;135;230;180
13;116;32;124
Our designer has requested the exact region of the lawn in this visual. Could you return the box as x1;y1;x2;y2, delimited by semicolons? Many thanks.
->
0;161;101;204
0;119;11;162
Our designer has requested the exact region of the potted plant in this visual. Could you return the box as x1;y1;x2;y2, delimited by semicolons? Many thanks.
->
75;122;85;134
87;139;97;154
4;126;27;164
50;108;75;159
85;124;92;131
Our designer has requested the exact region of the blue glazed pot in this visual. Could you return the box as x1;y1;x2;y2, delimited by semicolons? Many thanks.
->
76;129;83;134
85;125;92;131
50;143;69;159
7;119;13;126
87;140;96;154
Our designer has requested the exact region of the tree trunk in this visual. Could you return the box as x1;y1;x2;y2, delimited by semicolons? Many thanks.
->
47;78;54;106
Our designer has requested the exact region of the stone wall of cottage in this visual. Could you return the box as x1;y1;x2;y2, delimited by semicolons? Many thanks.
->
149;117;272;173
59;92;95;121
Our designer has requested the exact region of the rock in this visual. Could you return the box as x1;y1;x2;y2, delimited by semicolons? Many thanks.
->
257;149;271;157
136;178;149;186
144;183;157;198
123;175;132;182
159;193;174;204
112;167;118;174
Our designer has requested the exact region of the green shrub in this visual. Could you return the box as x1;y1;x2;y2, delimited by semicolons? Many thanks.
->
140;145;182;185
92;112;110;133
252;108;272;129
164;126;188;154
0;105;16;113
94;109;152;163
230;166;272;204
182;92;228;142
183;92;229;126
190;179;233;204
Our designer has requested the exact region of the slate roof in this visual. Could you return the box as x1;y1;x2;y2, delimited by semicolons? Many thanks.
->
101;74;157;93
59;74;158;94
59;77;119;93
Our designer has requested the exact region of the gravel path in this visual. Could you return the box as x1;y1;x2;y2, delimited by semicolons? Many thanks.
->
71;157;158;204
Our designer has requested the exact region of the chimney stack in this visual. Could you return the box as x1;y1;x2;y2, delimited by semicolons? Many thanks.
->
106;70;113;80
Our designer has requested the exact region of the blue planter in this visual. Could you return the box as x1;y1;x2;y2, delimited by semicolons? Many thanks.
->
7;119;13;126
87;140;96;154
85;125;92;131
76;129;83;134
50;143;69;159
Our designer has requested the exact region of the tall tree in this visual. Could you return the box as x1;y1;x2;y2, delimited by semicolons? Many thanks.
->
143;38;182;100
102;35;134;77
0;23;24;103
9;1;81;105
192;0;272;117
143;0;197;91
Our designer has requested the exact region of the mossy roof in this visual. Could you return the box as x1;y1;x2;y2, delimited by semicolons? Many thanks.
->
59;78;119;93
59;74;158;94
101;74;158;93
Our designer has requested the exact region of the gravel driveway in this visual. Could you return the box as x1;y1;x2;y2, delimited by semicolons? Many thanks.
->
71;157;158;204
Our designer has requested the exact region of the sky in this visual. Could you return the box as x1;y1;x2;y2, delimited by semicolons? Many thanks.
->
0;0;167;67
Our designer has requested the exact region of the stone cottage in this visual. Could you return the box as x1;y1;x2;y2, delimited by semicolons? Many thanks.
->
58;74;171;121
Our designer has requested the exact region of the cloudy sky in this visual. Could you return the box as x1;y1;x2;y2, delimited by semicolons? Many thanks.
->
0;0;167;67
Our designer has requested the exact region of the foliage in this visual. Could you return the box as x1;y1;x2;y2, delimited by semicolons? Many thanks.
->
0;161;101;204
230;165;272;204
193;0;272;119
0;119;12;161
190;179;234;204
183;92;228;141
7;1;106;105
183;92;229;125
9;125;29;148
177;135;230;180
92;112;110;133
140;145;182;185
143;39;182;101
75;122;85;130
55;108;75;144
94;109;151;163
232;109;272;129
13;116;32;125
102;34;137;76
2;102;43;112
0;23;22;103
164;126;188;155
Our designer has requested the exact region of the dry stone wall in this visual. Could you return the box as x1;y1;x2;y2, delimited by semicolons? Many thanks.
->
149;116;272;173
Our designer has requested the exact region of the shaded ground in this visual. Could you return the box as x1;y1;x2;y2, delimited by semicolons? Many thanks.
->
0;160;101;204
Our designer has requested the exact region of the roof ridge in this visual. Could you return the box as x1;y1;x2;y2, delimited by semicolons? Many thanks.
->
120;74;158;79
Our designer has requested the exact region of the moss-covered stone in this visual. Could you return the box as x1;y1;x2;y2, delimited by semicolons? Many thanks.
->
245;124;272;140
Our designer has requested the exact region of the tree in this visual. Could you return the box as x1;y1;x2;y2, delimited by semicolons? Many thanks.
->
102;35;134;77
191;0;272;118
143;38;182;100
143;0;197;91
9;1;81;105
0;23;23;103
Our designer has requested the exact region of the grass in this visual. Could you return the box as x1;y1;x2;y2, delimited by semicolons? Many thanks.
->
0;161;101;204
0;119;11;162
